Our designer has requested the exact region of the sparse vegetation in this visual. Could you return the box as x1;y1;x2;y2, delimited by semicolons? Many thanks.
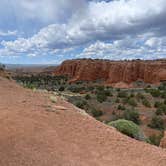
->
13;75;166;144
148;133;164;146
96;91;107;103
85;94;91;100
142;98;151;107
136;92;145;101
91;108;103;117
117;105;126;110
75;100;87;109
148;116;165;130
123;109;140;124
127;98;137;107
117;91;128;98
149;89;161;97
59;86;65;91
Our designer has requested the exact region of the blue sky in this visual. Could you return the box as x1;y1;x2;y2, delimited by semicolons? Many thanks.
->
0;0;166;64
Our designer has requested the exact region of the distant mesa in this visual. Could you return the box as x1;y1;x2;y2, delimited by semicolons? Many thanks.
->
53;59;166;87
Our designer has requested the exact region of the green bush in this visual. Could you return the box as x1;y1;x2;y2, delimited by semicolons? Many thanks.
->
160;92;166;99
123;109;140;124
127;98;137;107
148;116;165;130
96;86;105;91
59;86;65;91
91;108;103;117
148;134;164;146
158;83;166;91
116;88;120;92
115;98;120;103
155;108;163;115
136;92;145;101
67;85;85;93
155;104;166;115
96;92;107;103
164;99;166;105
154;101;163;108
85;94;91;100
75;100;87;109
105;90;113;97
117;91;128;98
122;97;128;104
149;89;161;97
130;93;135;98
108;119;145;141
117;105;126;110
142;98;151;107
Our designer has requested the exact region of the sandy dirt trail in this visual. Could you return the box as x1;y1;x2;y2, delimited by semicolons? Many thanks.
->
0;77;166;166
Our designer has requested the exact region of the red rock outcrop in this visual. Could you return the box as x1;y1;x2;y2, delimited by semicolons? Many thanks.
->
54;59;166;85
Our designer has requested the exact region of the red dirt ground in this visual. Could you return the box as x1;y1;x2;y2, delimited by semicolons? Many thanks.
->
0;77;166;166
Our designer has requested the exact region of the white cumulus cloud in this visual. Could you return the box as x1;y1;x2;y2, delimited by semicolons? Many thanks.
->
0;0;166;60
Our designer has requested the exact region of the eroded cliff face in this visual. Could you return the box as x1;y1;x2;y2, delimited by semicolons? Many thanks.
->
54;59;166;85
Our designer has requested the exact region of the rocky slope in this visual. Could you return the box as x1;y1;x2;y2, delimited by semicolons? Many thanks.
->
160;131;166;149
54;59;166;86
0;76;166;165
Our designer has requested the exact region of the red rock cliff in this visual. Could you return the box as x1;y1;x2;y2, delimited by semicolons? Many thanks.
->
54;59;166;85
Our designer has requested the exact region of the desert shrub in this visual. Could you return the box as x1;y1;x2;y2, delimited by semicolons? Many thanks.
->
155;104;166;115
130;93;135;98
108;119;145;141
155;108;163;115
105;90;113;97
96;91;107;103
127;98;137;107
85;94;91;100
75;100;87;109
96;86;105;91
87;86;95;91
142;98;151;107
59;86;65;91
148;133;164;146
164;99;166;105
116;88;120;92
123;109;140;124
149;89;161;97
91;108;103;117
148;116;164;130
117;105;126;110
122;97;129;104
154;101;163;108
115;98;120;103
67;85;85;93
136;92;145;101
117;91;128;98
158;83;166;91
24;83;36;90
160;92;166;99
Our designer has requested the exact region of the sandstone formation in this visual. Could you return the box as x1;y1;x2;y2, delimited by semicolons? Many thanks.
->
0;77;166;165
54;59;166;86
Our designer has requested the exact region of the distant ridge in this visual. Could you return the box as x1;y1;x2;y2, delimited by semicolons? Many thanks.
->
53;59;166;87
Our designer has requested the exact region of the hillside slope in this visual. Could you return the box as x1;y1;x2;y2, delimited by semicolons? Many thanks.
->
54;59;166;86
0;77;166;166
